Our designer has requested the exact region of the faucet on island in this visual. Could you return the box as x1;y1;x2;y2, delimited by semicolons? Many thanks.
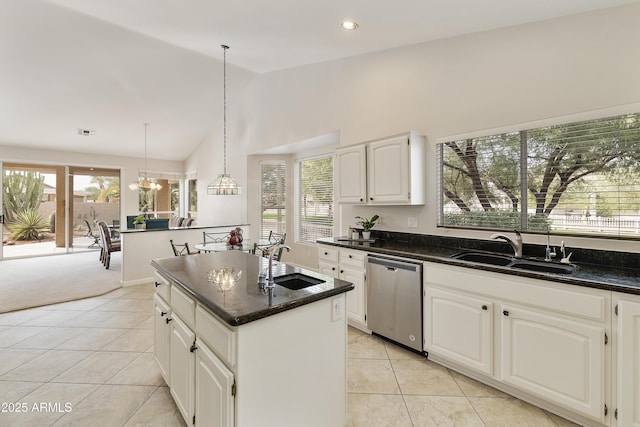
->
264;242;291;291
490;230;523;258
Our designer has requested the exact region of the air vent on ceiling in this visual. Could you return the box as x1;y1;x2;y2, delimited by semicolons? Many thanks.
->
77;128;96;136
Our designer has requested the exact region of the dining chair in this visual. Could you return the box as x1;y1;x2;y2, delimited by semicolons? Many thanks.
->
203;231;229;244
96;220;121;269
170;239;198;256
256;231;287;261
83;219;100;248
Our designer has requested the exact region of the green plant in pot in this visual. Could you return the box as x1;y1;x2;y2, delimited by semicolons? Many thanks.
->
355;215;379;240
133;215;146;229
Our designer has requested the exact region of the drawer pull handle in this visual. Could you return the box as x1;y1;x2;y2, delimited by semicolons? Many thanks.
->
161;311;167;317
166;317;173;324
503;310;509;316
481;305;487;310
348;255;353;258
154;282;161;287
190;343;198;353
324;252;328;255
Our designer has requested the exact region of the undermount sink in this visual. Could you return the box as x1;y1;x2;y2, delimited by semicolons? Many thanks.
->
273;273;325;290
451;252;513;266
451;252;576;275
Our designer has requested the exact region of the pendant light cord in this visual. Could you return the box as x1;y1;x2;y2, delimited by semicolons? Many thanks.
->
143;123;149;180
222;44;229;175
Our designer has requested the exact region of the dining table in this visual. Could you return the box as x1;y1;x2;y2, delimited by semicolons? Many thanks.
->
193;239;272;253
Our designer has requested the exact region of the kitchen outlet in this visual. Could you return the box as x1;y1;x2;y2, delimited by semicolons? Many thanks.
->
332;297;344;321
408;217;418;228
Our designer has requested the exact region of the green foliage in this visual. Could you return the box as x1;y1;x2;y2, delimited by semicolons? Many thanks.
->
443;212;549;231
355;215;380;232
8;208;49;241
133;215;146;224
3;171;45;223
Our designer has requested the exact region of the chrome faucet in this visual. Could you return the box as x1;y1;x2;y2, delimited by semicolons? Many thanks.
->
545;227;556;262
265;243;291;290
490;230;523;258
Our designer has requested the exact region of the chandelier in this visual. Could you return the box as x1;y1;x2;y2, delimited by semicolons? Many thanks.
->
129;123;162;192
207;45;241;195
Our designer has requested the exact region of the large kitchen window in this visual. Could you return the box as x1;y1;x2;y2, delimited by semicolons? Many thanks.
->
438;112;640;238
260;160;286;239
295;154;333;243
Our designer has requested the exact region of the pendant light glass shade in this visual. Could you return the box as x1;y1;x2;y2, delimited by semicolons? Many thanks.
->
208;44;241;196
129;123;163;192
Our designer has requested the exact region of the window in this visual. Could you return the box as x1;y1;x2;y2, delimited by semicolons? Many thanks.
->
260;160;286;239
295;155;334;243
438;112;640;238
187;178;197;220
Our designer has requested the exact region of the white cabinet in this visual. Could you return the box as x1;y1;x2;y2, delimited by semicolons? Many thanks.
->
335;131;425;205
335;145;367;203
424;286;493;375
318;245;367;329
615;295;640;427
195;339;235;427
170;314;196;424
424;262;610;426
153;294;171;384
500;304;606;422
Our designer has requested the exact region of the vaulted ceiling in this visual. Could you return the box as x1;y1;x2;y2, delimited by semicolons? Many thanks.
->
1;0;635;161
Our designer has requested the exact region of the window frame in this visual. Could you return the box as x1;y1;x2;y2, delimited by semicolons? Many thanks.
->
294;153;334;245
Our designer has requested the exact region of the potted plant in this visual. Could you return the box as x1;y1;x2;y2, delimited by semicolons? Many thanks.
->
355;215;379;240
133;214;146;230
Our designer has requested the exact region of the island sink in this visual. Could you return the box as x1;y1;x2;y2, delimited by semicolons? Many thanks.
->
274;273;325;290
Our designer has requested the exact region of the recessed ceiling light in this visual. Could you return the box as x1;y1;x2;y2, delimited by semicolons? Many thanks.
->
77;128;95;136
341;21;359;30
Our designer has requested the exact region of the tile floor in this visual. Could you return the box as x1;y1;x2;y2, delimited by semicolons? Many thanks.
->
0;283;579;426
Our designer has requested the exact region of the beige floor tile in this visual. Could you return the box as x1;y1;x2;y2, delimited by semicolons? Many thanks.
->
97;311;152;329
0;382;98;427
100;328;153;352
348;359;400;394
45;297;111;311
107;352;164;386
385;341;425;360
124;386;186;427
10;327;87;350
347;393;412;427
404;395;485;426
133;315;154;330
0;326;48;347
94;298;153;313
100;287;138;299
21;310;84;326
544;410;582;426
449;370;511;398
469;397;557;427
1;349;91;382
0;380;43;402
391;359;463;396
52;351;139;384
54;327;127;350
0;348;46;376
348;330;389;359
0;308;47;326
58;310;115;327
123;284;156;300
52;384;157;426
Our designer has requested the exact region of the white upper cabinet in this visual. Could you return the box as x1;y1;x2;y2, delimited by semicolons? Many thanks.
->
335;145;367;203
335;131;425;205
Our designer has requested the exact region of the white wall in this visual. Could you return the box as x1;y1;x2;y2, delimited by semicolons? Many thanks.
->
194;4;640;260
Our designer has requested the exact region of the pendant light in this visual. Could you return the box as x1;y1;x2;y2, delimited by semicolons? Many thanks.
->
207;44;241;195
129;123;162;192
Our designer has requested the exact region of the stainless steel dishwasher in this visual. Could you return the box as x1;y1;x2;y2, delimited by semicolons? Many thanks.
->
367;254;423;352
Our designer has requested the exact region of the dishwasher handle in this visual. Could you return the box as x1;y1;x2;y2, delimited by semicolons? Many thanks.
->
367;255;422;273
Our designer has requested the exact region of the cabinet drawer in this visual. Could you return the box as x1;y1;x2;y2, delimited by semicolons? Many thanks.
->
318;246;338;263
340;250;365;269
154;272;171;302
171;285;196;329
196;305;237;367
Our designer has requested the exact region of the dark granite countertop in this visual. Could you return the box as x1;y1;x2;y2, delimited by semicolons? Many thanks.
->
151;251;354;326
318;235;640;295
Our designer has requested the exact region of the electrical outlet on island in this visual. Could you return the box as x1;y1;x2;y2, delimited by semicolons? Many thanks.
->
408;217;418;228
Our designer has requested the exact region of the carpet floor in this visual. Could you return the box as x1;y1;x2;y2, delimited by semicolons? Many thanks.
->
0;251;122;313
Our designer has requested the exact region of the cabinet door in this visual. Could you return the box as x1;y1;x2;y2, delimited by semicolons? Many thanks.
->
153;294;171;385
424;286;493;375
336;145;367;203
501;305;606;423
617;299;640;427
340;266;366;327
367;135;409;204
170;314;196;425
195;339;235;427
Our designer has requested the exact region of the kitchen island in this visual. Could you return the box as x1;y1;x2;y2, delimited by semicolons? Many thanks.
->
151;251;354;427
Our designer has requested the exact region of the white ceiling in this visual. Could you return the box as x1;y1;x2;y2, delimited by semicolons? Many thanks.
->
0;0;636;161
